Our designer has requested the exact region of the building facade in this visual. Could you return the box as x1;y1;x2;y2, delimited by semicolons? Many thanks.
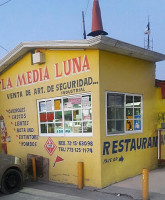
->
0;36;165;188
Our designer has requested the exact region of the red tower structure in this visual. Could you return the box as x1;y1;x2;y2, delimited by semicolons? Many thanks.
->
88;0;108;37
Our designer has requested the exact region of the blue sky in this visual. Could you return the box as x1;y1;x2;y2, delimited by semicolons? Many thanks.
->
0;0;165;79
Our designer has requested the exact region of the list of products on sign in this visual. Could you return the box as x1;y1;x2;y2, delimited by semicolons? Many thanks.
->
6;107;38;147
5;106;94;153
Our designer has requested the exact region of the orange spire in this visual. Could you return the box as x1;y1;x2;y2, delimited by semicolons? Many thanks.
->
88;0;108;37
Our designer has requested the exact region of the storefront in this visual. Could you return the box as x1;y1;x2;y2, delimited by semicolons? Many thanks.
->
0;35;165;188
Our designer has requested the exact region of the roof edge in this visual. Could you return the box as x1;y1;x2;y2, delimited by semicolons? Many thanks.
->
0;36;165;74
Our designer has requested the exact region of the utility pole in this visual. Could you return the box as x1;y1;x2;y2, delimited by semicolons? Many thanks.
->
82;11;86;39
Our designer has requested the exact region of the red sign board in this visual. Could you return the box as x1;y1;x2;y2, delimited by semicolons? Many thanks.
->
44;137;57;156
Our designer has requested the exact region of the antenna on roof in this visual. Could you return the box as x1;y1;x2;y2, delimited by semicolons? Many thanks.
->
82;11;87;39
144;16;153;50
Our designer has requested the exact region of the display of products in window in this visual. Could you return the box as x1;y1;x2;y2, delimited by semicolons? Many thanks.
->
82;96;91;108
72;122;82;133
40;113;54;122
39;102;46;112
46;100;53;111
48;124;55;133
73;110;81;121
55;123;63;133
38;93;92;136
40;124;47;133
107;92;142;135
126;117;133;131
55;111;62;122
64;111;72;121
54;99;62;110
83;122;92;133
83;109;92;120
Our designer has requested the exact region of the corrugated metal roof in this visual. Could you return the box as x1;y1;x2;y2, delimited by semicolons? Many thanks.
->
0;35;165;74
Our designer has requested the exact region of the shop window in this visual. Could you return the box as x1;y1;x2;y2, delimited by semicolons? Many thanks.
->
37;93;92;137
106;92;143;135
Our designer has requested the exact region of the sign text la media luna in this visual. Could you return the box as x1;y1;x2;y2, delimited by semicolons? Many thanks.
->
0;55;90;91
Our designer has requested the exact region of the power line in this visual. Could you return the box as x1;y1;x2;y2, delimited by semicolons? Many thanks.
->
0;45;9;52
85;0;90;15
0;0;12;7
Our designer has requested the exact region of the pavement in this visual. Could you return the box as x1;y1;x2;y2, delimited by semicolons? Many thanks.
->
1;168;165;200
26;167;165;200
99;167;165;200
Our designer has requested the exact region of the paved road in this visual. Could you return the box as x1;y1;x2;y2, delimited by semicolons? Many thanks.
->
1;168;165;200
0;181;134;200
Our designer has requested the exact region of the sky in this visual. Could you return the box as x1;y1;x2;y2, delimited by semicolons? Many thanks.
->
0;0;165;79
